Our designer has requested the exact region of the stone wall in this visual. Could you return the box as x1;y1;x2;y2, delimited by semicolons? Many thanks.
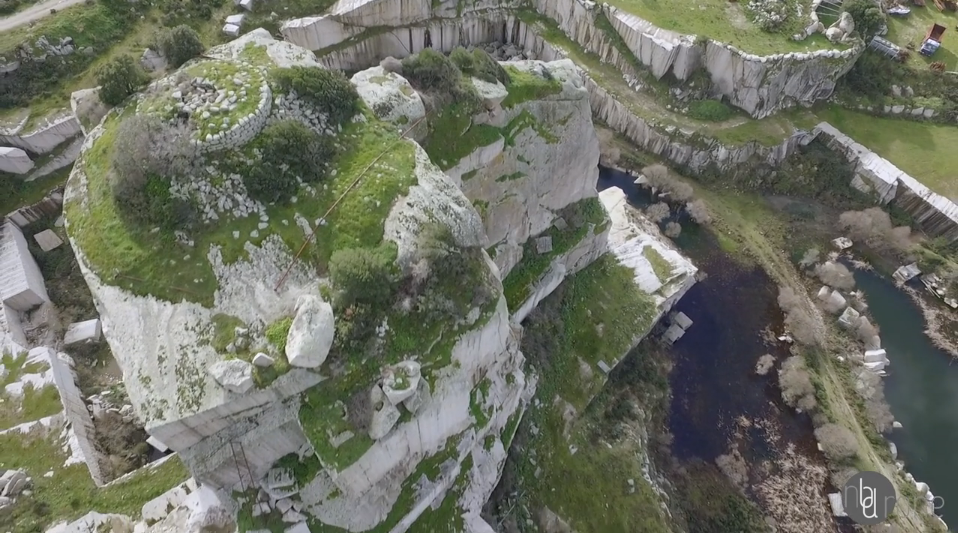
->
813;122;958;242
192;83;272;154
5;188;63;227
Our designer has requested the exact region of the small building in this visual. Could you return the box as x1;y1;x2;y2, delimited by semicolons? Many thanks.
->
893;263;921;283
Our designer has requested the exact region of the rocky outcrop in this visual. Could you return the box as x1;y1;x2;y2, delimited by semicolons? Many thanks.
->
813;122;958;242
351;65;427;139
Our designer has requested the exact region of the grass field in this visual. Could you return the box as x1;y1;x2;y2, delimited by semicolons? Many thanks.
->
604;0;840;55
814;105;958;199
886;5;958;71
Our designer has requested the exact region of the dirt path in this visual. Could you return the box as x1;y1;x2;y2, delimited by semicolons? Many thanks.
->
0;0;85;33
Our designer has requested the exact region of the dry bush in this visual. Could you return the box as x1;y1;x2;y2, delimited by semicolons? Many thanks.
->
856;317;879;342
779;355;817;412
686;199;712;225
380;56;403;74
814;423;859;462
112;115;194;190
778;286;823;346
755;354;775;376
596;128;620;166
716;450;748;487
641;164;694;202
645;202;670;223
664;221;682;238
839;207;913;255
815;261;855;290
799;248;820;269
866;385;895;433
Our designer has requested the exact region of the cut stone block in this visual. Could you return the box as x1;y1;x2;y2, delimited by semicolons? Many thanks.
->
223;24;241;37
369;385;400;440
225;14;246;26
33;229;63;252
252;352;275;367
146;436;169;453
381;360;421;405
239;0;254;10
285;294;334;368
208;360;254;394
64;318;102;345
535;236;553;254
0;147;34;174
672;311;693;330
0;221;49;311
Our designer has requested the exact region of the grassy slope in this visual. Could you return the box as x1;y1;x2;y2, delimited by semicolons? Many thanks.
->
885;6;958;71
604;0;838;55
509;256;667;532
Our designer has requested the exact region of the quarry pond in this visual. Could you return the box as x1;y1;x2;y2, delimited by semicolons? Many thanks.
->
852;268;958;528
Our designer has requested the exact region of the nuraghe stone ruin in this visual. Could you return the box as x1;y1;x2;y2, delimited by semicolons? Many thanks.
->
56;26;697;532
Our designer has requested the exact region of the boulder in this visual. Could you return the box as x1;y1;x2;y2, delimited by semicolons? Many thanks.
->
471;77;509;110
208;360;254;394
837;11;855;34
351;66;426;138
64;318;102;345
0;469;28;497
252;352;275;367
0;147;34;175
402;378;431;414
368;385;401;439
70;88;110;135
223;24;241;38
381;360;421;405
33;229;63;251
285;295;335;368
140;48;167;72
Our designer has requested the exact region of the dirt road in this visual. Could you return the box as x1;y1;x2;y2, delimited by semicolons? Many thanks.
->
0;0;86;34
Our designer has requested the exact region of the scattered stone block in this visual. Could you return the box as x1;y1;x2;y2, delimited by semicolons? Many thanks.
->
240;0;254;10
831;237;852;250
402;379;431;414
285;294;335;368
381;360;421;405
140;48;167;72
672;311;693;330
0;147;34;175
535;236;553;254
552;217;568;231
252;352;275;367
146;436;169;453
225;13;246;26
208;360;254;394
33;229;63;252
282;510;306;523
596;360;612;374
1;221;50;311
329;430;354;449
64;319;102;345
369;385;401;439
223;24;241;37
276;498;293;513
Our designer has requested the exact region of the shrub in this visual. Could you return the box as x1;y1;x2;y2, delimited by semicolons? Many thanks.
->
664;221;682;238
450;47;509;85
645;202;670;223
843;0;885;39
412;223;494;318
687;100;733;122
155;25;204;69
272;66;360;126
401;49;463;94
243;120;336;203
839;207;912;255
814;423;859;462
778;355;817;411
641;164;694;202
814;261;855;290
96;55;148;106
686;200;712;225
380;56;403;74
856;317;878;343
328;245;399;308
777;286;823;346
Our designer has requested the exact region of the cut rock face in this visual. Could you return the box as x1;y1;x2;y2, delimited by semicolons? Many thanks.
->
368;385;401;440
208;359;254;394
285;294;335;368
381;360;421;405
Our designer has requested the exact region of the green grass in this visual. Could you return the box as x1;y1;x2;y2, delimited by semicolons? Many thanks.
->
0;165;70;217
501;65;563;108
506;257;667;532
502;197;608;309
642;246;674;282
813;105;958;199
0;430;188;532
421;101;502;169
886;4;958;72
0;384;62;432
604;0;841;55
687;99;735;122
66;103;418;306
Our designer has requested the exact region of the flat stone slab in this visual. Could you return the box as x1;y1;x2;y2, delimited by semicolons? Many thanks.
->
146;436;169;453
33;229;63;252
64;318;102;345
535;236;553;254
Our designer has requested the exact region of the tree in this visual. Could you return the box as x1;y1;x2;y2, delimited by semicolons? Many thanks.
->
96;55;148;106
843;0;886;39
110;115;195;226
815;423;859;462
329;245;400;308
777;286;823;346
664;221;682;238
778;356;817;412
839;207;912;254
641;164;694;202
645;202;670;223
156;25;204;69
243;120;336;203
814;261;855;290
686;199;711;225
401;49;462;94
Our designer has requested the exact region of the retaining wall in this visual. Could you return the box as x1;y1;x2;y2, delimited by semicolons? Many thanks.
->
193;84;272;153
